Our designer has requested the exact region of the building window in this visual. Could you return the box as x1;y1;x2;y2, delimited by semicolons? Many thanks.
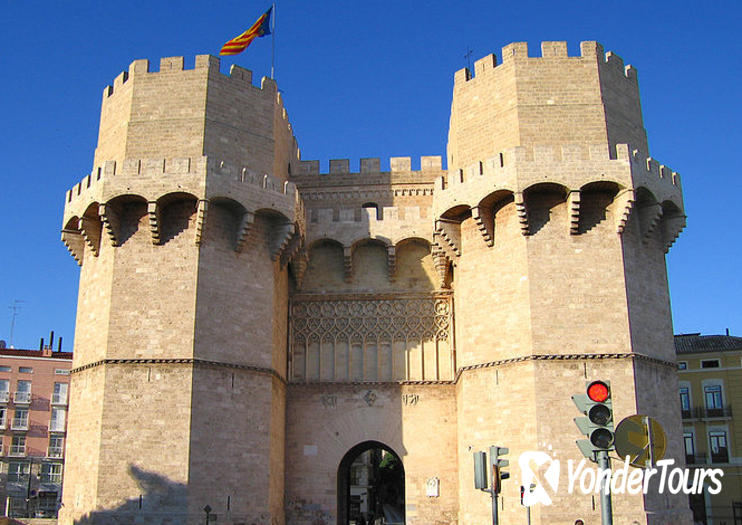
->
0;407;6;429
704;385;724;416
7;461;29;482
50;407;66;432
0;379;9;403
679;387;691;418
52;383;68;405
709;431;729;463
54;369;70;375
12;408;28;430
40;463;63;484
18;367;33;374
48;436;64;458
10;435;26;456
701;359;720;369
0;366;10;372
14;380;31;404
684;432;696;464
677;361;687;370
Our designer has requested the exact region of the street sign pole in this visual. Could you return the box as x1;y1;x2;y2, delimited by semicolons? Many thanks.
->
644;415;655;468
597;450;613;525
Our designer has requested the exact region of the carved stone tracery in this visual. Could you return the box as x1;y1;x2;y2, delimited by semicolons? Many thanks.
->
291;295;452;345
290;293;453;382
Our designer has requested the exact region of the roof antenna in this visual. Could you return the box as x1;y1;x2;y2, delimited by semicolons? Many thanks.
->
8;299;25;348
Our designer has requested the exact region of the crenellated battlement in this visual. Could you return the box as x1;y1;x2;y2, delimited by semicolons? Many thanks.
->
94;54;298;179
453;41;637;85
63;156;301;231
102;55;276;99
448;41;648;173
295;155;443;177
434;143;683;220
100;55;293;136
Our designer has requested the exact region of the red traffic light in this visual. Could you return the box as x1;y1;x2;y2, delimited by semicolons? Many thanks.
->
587;380;610;403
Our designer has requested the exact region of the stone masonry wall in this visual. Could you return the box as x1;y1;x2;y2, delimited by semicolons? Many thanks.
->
285;383;458;525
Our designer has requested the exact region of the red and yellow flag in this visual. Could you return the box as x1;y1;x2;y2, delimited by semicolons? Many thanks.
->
220;7;273;56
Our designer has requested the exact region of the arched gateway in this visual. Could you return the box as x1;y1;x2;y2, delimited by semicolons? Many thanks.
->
337;441;405;525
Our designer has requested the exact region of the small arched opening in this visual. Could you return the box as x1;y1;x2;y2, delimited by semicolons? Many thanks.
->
337;441;405;525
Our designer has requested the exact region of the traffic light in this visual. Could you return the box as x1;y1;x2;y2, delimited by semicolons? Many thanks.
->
473;451;488;490
491;446;509;494
572;380;615;461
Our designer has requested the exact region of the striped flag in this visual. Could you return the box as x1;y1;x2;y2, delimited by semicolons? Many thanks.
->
220;7;273;56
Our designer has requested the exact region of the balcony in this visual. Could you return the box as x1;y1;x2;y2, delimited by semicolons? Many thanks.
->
51;393;68;406
47;447;64;459
13;391;31;404
711;449;730;464
705;405;733;419
0;391;9;403
685;453;707;465
11;419;28;431
681;405;733;420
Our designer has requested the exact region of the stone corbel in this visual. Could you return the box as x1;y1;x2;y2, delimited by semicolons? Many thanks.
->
640;202;663;243
147;201;161;245
515;192;529;236
194;200;208;246
614;189;635;235
434;219;461;256
78;216;101;257
343;246;353;283
387;245;397;282
270;222;296;261
471;206;494;247
98;203;120;247
291;249;309;289
662;214;687;253
568;190;581;235
280;231;303;268
235;211;255;253
61;229;85;266
432;248;450;289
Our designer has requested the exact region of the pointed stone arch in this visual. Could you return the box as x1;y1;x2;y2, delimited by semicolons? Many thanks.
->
337;440;405;525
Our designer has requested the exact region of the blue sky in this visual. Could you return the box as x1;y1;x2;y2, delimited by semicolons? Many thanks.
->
1;1;740;349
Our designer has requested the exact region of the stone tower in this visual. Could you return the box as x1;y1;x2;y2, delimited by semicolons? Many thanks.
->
437;41;689;524
60;42;691;525
60;56;303;523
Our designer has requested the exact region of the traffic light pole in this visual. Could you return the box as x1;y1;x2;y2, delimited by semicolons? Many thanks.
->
597;450;613;525
490;487;498;525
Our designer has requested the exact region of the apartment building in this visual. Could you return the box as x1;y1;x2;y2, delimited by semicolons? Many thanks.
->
0;342;72;518
676;332;742;525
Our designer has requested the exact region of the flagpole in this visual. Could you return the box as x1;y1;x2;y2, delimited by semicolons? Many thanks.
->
271;2;276;79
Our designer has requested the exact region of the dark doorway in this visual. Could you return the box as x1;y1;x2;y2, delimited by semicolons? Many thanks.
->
337;441;405;525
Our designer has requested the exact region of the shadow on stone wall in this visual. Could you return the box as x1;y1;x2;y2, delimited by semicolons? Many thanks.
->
74;465;189;525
